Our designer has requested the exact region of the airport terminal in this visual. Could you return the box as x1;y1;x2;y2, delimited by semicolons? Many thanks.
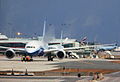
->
1;0;120;81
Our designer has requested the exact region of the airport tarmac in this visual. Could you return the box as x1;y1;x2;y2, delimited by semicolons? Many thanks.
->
0;56;59;72
0;56;120;82
0;76;92;82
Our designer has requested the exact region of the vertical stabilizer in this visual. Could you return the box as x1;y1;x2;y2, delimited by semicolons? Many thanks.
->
42;19;46;41
60;31;63;46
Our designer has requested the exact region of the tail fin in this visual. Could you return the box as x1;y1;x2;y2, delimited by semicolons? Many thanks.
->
81;36;87;42
80;36;87;45
60;30;63;46
42;19;46;41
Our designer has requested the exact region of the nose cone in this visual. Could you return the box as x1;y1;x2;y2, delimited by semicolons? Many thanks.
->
25;41;43;53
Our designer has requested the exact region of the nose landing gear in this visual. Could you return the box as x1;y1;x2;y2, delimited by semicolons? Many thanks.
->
21;56;33;62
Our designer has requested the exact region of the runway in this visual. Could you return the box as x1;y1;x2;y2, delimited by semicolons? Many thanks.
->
0;56;120;82
0;76;92;82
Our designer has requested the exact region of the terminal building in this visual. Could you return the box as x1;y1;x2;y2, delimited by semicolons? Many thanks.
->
0;33;35;48
0;33;80;48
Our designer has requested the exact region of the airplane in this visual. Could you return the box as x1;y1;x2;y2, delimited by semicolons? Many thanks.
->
95;43;117;51
0;20;80;61
87;43;117;56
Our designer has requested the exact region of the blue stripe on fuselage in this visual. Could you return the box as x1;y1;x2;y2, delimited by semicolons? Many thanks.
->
27;48;44;57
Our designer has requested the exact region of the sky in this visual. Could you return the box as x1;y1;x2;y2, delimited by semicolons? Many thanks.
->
0;0;120;44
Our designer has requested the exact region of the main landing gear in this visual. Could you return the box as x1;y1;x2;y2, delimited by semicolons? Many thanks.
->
21;56;33;62
47;55;54;61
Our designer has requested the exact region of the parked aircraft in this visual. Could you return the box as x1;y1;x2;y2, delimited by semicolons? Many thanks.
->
95;43;117;51
0;20;80;61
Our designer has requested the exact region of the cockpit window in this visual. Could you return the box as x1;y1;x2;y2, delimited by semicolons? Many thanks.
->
26;46;35;48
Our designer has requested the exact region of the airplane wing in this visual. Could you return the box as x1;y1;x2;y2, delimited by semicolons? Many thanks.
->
0;46;25;51
43;46;87;59
0;46;26;59
44;46;87;53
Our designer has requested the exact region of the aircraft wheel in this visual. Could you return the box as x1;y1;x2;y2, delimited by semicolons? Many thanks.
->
48;58;50;61
50;58;53;61
48;56;53;61
21;57;26;62
30;58;33;61
48;56;50;61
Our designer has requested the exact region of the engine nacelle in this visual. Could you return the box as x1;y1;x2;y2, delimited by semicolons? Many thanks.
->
5;49;15;59
56;50;66;59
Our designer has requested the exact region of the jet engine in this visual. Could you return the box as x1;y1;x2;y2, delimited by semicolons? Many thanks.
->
56;50;66;59
5;49;15;59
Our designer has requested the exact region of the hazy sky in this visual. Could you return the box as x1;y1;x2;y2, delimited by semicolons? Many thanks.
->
0;0;120;44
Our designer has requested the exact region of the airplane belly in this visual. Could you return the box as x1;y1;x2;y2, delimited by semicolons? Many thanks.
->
28;50;39;56
28;49;44;57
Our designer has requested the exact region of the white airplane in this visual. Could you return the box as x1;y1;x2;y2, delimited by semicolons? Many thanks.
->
0;20;80;61
94;43;117;52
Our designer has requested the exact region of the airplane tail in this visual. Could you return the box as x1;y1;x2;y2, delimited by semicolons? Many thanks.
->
42;19;46;41
80;36;87;45
60;31;63;46
81;36;87;42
